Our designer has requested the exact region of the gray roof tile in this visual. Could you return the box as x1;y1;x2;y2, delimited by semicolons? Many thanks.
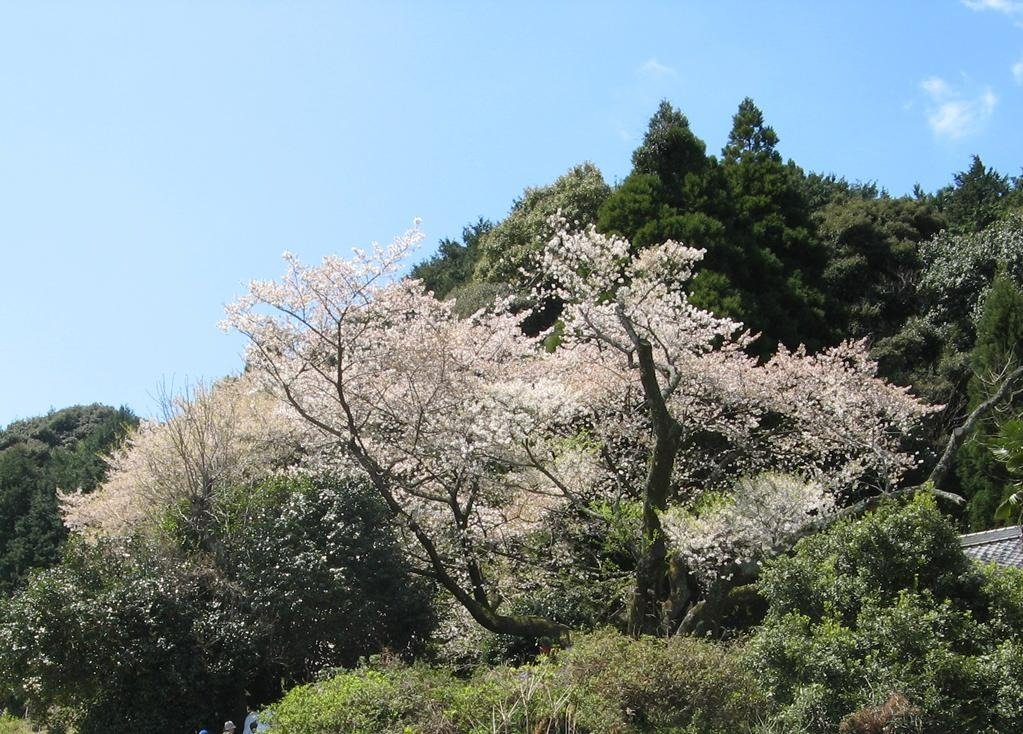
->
960;526;1023;568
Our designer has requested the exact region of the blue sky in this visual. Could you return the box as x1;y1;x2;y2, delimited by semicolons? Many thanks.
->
2;1;1022;427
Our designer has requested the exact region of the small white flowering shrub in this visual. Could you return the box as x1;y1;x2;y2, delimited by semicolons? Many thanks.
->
662;473;836;585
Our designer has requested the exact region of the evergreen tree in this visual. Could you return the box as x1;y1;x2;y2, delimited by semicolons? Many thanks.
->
0;447;53;590
410;217;493;299
599;103;735;323
816;194;944;345
0;405;136;593
719;98;832;353
599;99;833;355
957;275;1023;529
935;155;1011;234
798;172;880;212
630;101;716;210
722;97;779;160
600;101;728;246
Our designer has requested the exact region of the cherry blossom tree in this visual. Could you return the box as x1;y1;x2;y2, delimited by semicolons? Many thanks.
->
224;221;936;639
522;222;936;633
224;225;574;639
61;375;304;544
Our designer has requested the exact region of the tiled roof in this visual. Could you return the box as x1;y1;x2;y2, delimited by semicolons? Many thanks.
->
959;525;1023;568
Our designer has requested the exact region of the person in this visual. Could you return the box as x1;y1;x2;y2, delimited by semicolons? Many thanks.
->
199;730;209;734
223;722;236;734
242;710;258;734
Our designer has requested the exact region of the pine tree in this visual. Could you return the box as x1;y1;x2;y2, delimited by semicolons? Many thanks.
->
936;155;1011;234
957;275;1023;528
599;99;833;355
718;98;832;353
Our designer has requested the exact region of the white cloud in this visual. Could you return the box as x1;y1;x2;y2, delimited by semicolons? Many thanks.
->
928;101;972;138
921;76;951;97
1014;57;1023;83
920;75;997;139
962;0;1023;13
639;58;676;77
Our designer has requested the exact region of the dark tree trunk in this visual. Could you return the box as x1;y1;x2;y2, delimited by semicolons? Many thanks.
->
626;339;681;635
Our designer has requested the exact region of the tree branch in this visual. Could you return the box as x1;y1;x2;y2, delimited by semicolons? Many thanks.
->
929;364;1023;492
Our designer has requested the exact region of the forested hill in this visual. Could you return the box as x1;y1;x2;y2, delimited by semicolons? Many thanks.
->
412;98;1023;529
0;404;137;593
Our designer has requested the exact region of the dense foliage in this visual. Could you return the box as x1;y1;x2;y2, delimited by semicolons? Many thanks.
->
0;537;247;733
217;475;436;681
748;495;1023;733
411;217;494;301
0;475;434;731
955;276;1023;528
0;404;136;594
596;100;832;356
814;193;944;345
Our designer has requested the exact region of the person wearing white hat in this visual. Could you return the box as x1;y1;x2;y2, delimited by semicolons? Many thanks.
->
223;722;236;734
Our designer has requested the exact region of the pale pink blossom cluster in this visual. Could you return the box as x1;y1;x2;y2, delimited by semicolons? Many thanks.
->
755;341;932;490
223;227;562;595
534;221;935;498
61;375;306;537
661;473;836;583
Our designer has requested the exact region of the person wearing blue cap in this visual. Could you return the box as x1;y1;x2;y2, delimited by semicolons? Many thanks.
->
198;730;209;734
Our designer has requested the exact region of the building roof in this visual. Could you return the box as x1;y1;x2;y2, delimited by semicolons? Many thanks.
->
959;525;1023;568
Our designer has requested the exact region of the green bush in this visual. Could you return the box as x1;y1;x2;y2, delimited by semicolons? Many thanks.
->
270;630;765;734
747;494;1023;733
0;714;36;734
269;665;453;734
0;475;436;733
0;537;249;733
269;660;578;734
562;629;765;733
219;475;436;682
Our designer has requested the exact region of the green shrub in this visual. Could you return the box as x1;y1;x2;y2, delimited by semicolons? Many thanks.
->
747;493;1023;733
0;476;435;734
269;665;456;734
0;538;249;734
269;660;580;734
220;475;436;681
0;714;36;734
271;630;764;734
563;629;765;733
